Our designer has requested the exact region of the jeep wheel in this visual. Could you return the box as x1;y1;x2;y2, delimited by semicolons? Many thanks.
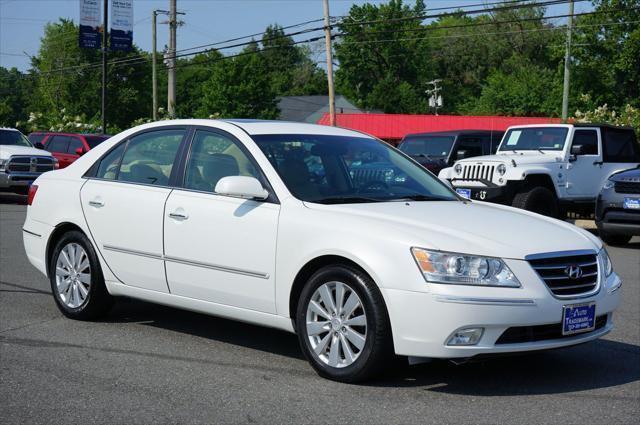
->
512;186;559;218
598;229;632;246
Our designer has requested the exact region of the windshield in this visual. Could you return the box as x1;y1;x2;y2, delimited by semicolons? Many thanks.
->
0;129;33;147
84;135;110;148
398;136;455;159
253;134;458;204
498;127;568;152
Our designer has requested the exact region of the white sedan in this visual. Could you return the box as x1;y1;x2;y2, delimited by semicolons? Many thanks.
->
23;120;622;382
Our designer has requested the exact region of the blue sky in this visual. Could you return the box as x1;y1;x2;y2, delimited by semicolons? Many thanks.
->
0;0;591;71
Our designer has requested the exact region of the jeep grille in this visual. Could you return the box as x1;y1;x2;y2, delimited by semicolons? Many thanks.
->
461;164;495;182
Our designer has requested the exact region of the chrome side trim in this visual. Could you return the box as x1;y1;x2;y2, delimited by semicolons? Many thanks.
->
524;249;596;261
164;255;269;279
102;245;163;260
101;245;269;279
435;296;536;306
22;228;41;238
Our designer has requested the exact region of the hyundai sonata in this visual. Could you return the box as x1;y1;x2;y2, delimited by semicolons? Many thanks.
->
23;120;622;382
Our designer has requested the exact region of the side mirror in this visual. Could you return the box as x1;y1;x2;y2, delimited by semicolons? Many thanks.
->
214;176;269;200
456;150;468;160
75;147;85;156
34;142;45;150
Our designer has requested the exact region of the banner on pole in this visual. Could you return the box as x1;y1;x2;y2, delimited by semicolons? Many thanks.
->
79;0;101;49
110;0;133;51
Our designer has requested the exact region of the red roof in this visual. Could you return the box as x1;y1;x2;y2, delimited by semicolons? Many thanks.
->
317;113;561;140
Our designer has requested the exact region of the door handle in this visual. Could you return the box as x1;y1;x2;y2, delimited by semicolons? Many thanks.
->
168;211;189;220
88;199;104;208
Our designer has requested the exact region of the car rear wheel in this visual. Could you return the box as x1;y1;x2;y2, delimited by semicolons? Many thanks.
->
512;186;559;218
50;230;113;320
295;264;392;383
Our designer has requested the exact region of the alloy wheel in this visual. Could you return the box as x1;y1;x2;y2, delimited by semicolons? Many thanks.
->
55;242;91;309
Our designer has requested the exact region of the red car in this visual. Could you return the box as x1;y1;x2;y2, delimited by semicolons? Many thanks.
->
28;132;110;168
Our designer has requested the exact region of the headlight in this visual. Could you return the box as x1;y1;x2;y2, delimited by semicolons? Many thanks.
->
454;163;463;175
53;158;60;169
598;248;613;277
602;179;615;190
411;248;521;287
0;159;6;171
497;164;507;175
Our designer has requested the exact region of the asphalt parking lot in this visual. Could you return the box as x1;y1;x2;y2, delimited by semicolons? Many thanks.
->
1;193;638;424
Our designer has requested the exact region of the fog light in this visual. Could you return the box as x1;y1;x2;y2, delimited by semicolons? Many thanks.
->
447;327;484;346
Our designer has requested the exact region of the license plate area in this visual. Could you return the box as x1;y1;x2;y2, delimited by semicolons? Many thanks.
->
456;188;471;199
562;302;596;336
623;197;640;210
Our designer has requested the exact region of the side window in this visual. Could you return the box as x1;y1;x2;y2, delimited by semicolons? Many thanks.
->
47;135;70;153
602;128;640;163
117;129;184;186
572;130;598;155
96;142;126;180
68;137;84;154
184;130;259;193
28;134;45;144
455;137;483;159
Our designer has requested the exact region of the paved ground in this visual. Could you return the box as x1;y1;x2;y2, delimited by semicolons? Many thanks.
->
1;193;638;424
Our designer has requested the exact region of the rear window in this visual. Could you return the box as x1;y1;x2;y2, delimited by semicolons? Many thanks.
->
84;135;110;148
602;128;640;163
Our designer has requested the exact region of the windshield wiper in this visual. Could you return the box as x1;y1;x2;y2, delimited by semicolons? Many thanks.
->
311;196;384;204
393;194;453;202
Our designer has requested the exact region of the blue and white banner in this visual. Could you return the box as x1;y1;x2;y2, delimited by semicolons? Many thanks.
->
79;0;101;49
110;0;133;51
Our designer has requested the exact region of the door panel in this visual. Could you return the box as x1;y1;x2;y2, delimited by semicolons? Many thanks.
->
566;128;602;198
164;190;280;312
81;179;172;292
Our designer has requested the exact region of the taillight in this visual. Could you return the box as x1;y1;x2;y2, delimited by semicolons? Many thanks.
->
27;185;38;206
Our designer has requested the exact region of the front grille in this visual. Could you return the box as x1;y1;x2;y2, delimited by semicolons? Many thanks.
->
528;252;599;297
461;164;495;182
350;168;392;185
496;315;607;344
6;156;54;174
614;180;640;194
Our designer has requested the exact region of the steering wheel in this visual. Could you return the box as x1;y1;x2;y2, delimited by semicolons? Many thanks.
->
359;180;389;192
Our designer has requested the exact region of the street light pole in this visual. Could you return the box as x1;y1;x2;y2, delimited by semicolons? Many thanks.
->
167;0;177;118
561;0;574;122
152;10;158;121
101;0;108;134
323;0;336;126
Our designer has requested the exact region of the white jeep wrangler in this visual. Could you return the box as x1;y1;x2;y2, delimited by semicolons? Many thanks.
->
438;124;640;217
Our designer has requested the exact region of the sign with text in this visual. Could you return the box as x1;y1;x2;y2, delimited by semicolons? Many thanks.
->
110;0;133;51
79;0;101;49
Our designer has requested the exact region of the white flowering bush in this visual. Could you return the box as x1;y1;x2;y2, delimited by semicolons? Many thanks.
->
17;109;109;134
573;96;640;132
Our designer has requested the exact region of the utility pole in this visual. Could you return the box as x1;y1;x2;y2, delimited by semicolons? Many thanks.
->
561;0;574;122
323;0;336;126
167;0;177;118
101;0;108;134
152;9;169;121
426;79;443;115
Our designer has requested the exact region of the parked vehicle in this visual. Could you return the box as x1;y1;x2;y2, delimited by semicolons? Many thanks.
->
24;120;621;382
439;124;640;218
398;130;503;175
28;132;110;169
595;166;640;245
0;127;57;195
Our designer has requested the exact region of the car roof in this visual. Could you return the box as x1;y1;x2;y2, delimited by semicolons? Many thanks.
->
402;129;503;139
29;132;110;137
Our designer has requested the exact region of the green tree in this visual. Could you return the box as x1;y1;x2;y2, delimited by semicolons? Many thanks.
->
0;67;33;128
334;0;432;113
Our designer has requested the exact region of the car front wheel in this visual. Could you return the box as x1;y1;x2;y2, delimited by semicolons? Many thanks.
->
295;264;392;383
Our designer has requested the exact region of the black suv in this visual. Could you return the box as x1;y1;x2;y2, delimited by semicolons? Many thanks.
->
398;130;503;175
596;166;640;245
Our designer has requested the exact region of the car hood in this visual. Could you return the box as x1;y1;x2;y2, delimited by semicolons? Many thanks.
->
610;167;640;182
0;145;52;159
457;151;563;166
305;200;600;259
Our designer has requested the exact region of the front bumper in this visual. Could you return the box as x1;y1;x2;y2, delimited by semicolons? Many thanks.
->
451;181;514;203
382;259;621;359
0;170;39;191
595;191;640;236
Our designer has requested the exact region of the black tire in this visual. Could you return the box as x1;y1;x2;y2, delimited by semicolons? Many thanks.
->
295;264;393;383
512;186;559;218
598;229;632;246
49;230;114;320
